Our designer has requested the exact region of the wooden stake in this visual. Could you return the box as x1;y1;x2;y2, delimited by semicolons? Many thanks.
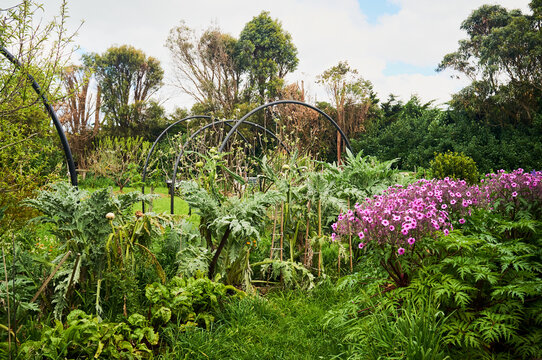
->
270;205;277;259
280;202;284;262
31;251;71;303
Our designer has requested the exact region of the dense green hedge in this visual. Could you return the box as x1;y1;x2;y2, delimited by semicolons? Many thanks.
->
353;97;542;173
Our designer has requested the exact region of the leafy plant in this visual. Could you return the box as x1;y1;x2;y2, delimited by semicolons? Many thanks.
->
401;208;542;359
23;182;149;318
430;150;479;184
17;309;158;359
179;179;282;282
362;297;450;360
145;275;244;331
88;136;151;192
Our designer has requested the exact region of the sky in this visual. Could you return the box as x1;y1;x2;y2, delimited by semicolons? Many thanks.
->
15;0;532;111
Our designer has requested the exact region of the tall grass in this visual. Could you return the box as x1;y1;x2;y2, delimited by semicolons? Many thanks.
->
158;282;351;359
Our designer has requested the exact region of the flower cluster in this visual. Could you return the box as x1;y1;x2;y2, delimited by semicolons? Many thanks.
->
482;169;542;206
332;177;485;255
332;169;542;256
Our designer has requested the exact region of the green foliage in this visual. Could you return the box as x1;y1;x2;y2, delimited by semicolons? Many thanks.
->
180;178;282;281
92;45;164;137
322;148;406;203
236;11;298;102
438;2;542;126
430;150;479;184
159;284;349;359
401;208;542;359
145;275;244;331
359;298;450;360
0;0;74;232
23;182;150;318
18;310;158;359
353;96;542;173
254;259;315;290
88;136;151;192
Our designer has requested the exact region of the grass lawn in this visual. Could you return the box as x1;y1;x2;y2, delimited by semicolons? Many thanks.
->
81;185;198;221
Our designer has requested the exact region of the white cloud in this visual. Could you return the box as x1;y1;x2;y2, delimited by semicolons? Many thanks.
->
23;0;532;110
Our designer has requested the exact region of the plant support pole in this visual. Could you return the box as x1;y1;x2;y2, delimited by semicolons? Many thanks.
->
0;46;78;187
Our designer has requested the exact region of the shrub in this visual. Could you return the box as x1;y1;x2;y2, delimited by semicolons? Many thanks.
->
402;207;542;359
17;310;158;359
430;150;479;184
332;177;483;286
332;169;542;287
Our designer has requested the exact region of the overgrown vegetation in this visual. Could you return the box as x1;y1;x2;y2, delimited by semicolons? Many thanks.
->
2;0;542;359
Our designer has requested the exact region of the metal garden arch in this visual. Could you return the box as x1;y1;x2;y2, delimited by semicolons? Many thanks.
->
169;120;290;214
0;46;78;186
218;100;352;153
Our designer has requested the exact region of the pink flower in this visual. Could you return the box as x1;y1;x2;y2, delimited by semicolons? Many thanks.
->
381;219;389;226
443;229;449;236
459;218;465;224
512;191;518;197
358;242;365;249
401;228;409;235
397;247;405;255
407;237;416;245
389;225;395;231
358;232;365;239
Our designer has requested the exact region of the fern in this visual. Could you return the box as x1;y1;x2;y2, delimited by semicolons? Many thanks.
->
403;207;542;358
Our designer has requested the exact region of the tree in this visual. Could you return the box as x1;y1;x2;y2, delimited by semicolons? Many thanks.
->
236;11;298;104
57;60;101;168
438;2;542;125
0;0;76;232
317;61;375;164
92;45;164;136
166;23;242;118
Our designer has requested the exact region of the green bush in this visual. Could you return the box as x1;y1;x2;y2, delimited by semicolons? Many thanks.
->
16;310;158;359
398;207;542;359
430;151;479;184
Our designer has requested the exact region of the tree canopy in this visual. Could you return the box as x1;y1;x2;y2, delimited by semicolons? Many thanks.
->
236;11;299;103
92;45;164;136
438;1;542;126
166;23;241;118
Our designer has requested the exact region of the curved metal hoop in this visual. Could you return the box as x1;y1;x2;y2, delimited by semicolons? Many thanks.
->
170;120;289;214
0;46;78;186
218;100;352;154
140;116;252;212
